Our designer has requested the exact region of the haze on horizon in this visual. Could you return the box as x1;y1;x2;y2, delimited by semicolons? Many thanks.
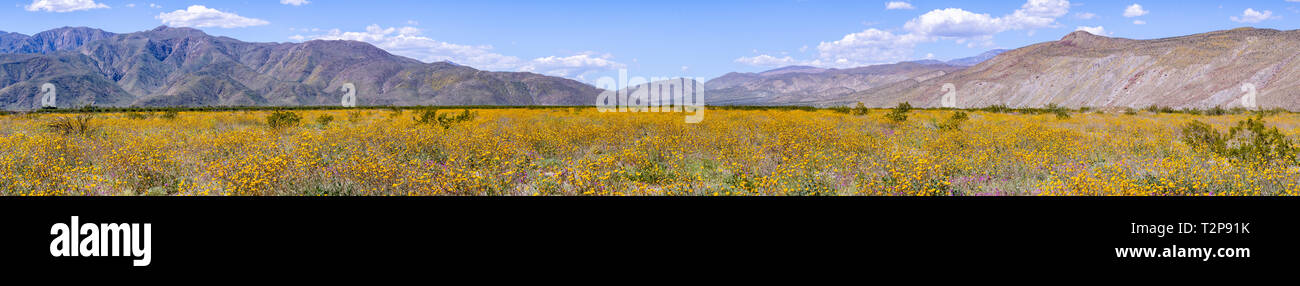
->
2;0;1297;82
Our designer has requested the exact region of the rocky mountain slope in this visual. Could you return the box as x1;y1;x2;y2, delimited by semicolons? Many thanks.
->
0;26;600;110
830;28;1300;110
705;61;967;105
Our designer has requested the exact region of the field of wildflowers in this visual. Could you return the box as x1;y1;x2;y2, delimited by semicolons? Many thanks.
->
1;107;1296;196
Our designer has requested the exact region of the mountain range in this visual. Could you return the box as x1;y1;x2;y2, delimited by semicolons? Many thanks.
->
3;26;1299;110
823;28;1300;110
0;26;599;110
701;50;1007;105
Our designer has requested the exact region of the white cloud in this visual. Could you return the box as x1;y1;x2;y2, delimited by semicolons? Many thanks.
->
1133;20;1146;25
903;8;1005;38
280;0;309;6
734;54;800;67
904;0;1069;38
1002;0;1071;29
157;5;269;28
24;0;109;12
1123;4;1148;18
738;0;1071;69
148;3;160;8
812;28;928;67
1075;26;1108;35
885;1;915;10
1231;8;1276;23
299;25;623;80
1074;12;1096;19
522;53;624;79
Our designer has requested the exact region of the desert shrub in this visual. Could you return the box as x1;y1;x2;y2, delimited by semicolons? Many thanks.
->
851;102;870;116
1226;116;1296;164
387;106;404;117
1207;106;1227;116
414;109;478;129
1181;116;1296;165
160;110;179;120
1123;108;1137;116
436;109;477;129
1043;104;1070;119
316;114;334;126
413;109;439;125
1054;109;1071;119
981;104;1012;113
348;110;363;123
1181;120;1227;155
47;114;96;136
829;105;850;114
884;102;912;123
1255;108;1287;117
125;112;149;120
266;111;302;129
938;111;970;131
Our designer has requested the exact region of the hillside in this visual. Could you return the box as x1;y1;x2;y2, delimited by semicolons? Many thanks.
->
0;26;600;110
831;28;1300;110
705;61;966;105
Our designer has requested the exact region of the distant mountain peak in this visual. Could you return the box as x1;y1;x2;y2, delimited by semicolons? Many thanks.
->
1057;30;1117;47
759;65;827;76
943;49;1008;66
0;26;114;54
146;26;208;37
0;26;601;109
905;59;946;65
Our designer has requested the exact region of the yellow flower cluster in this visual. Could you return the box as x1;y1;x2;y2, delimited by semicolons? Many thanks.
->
0;109;1295;196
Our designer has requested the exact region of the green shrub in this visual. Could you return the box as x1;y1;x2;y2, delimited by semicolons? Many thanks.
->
1054;109;1071;120
414;109;478;129
1043;103;1070;119
413;109;439;125
1181;116;1297;165
348;111;363;123
125;112;149;120
1181;120;1227;155
981;104;1011;113
1226;116;1297;164
266;111;302;129
938;111;969;131
884;102;912;123
160;110;179;120
851;102;870;116
316;114;334;126
47;114;96;136
1207;106;1227;116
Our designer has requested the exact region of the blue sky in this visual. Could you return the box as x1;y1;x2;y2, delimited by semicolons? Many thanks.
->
3;0;1299;82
